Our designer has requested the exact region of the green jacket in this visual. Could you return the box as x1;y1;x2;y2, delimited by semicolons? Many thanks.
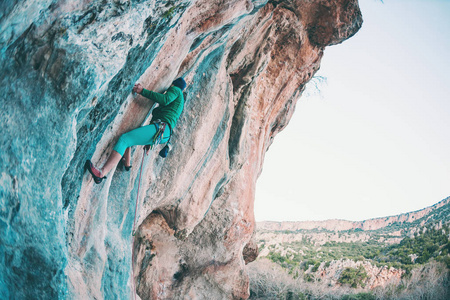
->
141;86;184;130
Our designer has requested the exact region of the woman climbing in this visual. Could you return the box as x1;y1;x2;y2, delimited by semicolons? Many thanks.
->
85;77;186;184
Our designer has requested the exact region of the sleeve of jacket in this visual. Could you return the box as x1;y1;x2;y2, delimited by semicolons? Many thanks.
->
141;87;178;106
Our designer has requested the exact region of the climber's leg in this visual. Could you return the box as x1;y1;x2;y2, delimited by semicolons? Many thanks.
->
123;147;131;170
102;124;170;176
113;124;159;155
99;150;123;177
86;124;169;182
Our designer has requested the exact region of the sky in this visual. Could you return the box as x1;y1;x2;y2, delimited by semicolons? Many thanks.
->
255;0;450;222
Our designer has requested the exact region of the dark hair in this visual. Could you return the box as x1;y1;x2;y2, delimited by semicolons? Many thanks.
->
172;77;187;90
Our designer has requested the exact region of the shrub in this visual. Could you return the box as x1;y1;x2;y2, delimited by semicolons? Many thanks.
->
338;266;368;288
342;292;376;300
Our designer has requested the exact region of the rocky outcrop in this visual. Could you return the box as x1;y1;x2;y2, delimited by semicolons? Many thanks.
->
0;0;362;299
315;259;404;289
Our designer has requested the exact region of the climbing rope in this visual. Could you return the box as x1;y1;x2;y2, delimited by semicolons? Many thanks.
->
130;121;166;300
131;150;146;300
132;150;146;237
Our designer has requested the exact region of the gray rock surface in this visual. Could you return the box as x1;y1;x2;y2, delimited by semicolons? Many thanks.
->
0;0;362;298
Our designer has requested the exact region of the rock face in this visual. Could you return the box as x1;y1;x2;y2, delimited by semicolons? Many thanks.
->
0;0;362;299
315;259;404;289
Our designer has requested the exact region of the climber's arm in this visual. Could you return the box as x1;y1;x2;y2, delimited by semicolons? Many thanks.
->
140;87;178;106
134;83;177;106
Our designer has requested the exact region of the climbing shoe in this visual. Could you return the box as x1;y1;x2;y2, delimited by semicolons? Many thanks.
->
120;157;132;171
85;160;106;184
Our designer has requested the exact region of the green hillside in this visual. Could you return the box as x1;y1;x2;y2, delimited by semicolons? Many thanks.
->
264;222;450;277
249;198;450;299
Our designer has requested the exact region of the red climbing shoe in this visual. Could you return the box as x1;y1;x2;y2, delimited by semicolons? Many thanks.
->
85;160;106;184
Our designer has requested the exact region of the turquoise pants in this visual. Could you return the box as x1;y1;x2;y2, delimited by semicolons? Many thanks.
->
113;123;170;156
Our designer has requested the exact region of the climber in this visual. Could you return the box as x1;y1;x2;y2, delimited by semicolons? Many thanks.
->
85;77;186;184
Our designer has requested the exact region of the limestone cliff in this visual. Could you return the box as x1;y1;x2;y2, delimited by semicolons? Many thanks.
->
258;197;450;233
0;0;362;299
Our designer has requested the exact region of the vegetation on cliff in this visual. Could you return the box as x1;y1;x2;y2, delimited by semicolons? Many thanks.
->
249;199;450;299
265;223;450;276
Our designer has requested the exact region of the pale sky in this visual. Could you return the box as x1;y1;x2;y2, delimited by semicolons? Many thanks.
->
255;0;450;222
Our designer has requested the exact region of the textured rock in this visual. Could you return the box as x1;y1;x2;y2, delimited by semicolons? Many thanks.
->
243;237;259;265
0;0;362;299
315;259;405;289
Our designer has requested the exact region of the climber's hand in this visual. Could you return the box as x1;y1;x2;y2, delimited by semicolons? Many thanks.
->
133;83;143;94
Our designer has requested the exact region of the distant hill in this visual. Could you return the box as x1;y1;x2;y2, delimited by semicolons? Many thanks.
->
256;197;450;247
258;196;450;232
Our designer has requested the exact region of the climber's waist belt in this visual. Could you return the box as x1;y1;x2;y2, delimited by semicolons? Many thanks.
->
146;120;172;158
151;120;167;144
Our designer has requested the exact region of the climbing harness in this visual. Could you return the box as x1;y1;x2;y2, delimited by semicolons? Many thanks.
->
147;120;173;157
130;120;171;300
144;120;166;153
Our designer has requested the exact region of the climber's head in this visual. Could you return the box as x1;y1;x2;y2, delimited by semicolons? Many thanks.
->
172;77;187;91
